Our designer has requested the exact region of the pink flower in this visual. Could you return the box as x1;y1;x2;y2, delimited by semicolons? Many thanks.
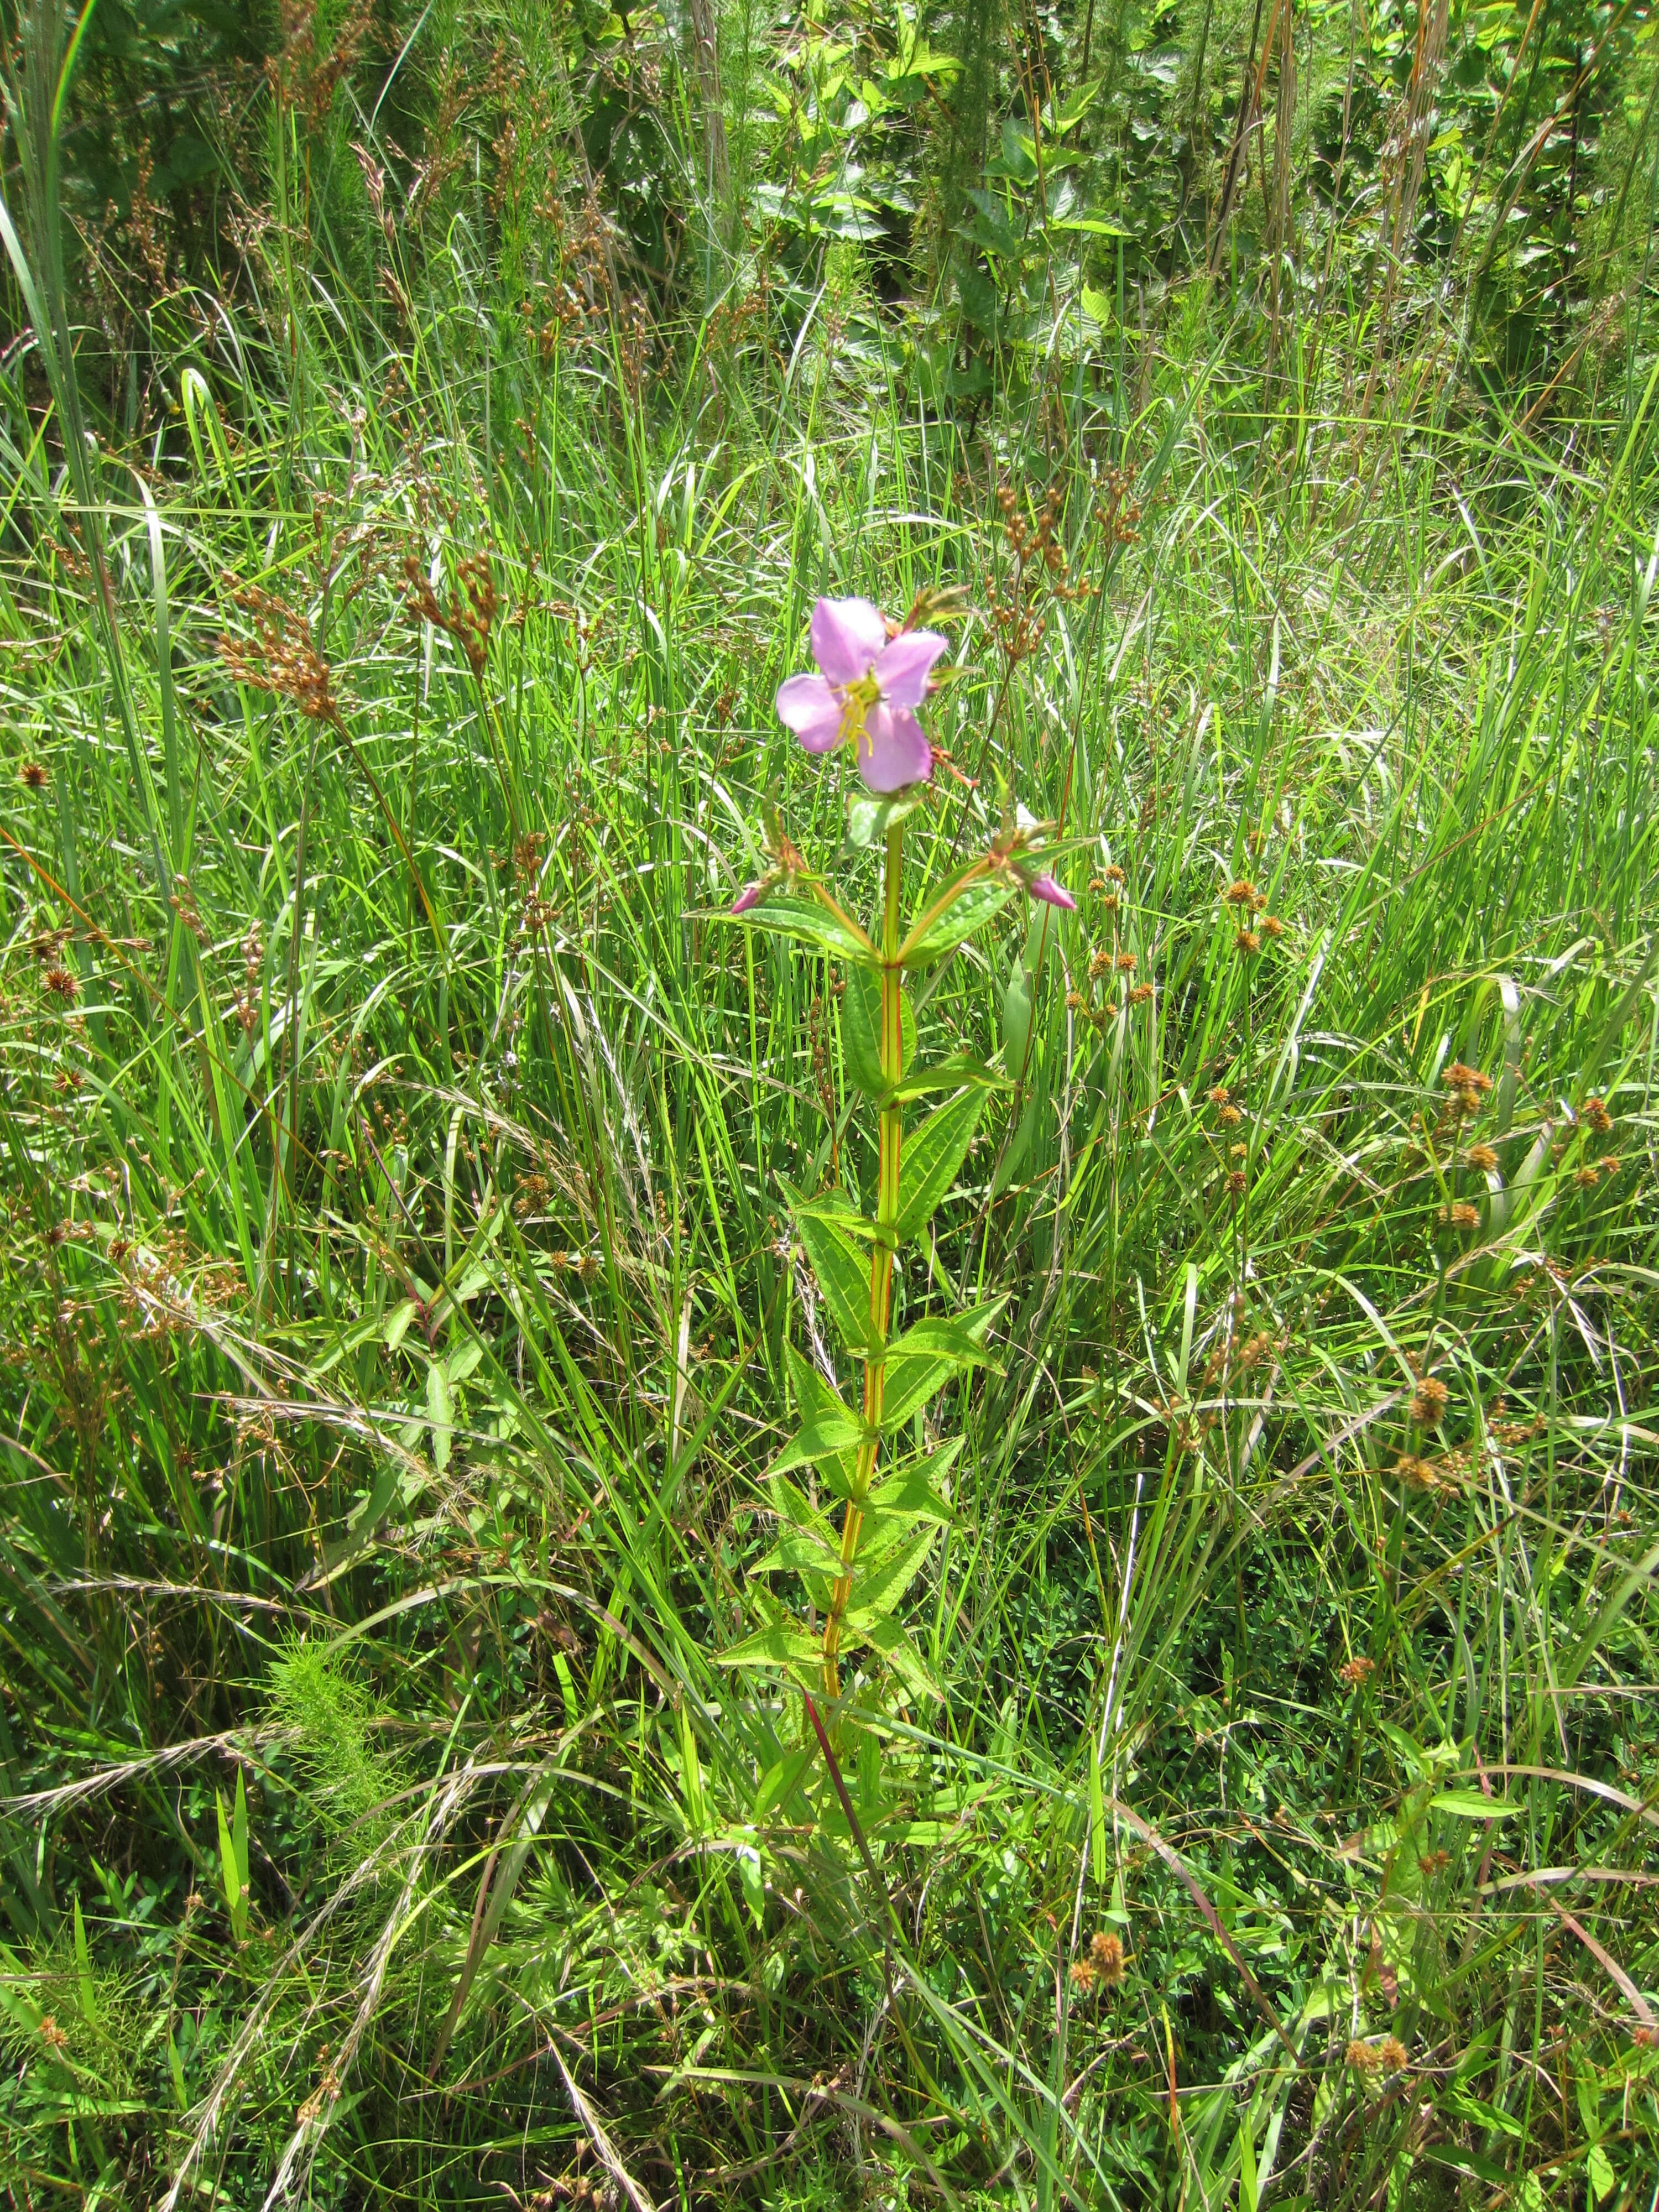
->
1024;871;1076;911
775;597;946;794
731;879;767;915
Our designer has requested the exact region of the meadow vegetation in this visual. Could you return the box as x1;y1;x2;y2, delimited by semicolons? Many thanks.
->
0;0;1657;2204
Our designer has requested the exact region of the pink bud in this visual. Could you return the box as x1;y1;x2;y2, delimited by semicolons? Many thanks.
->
731;879;767;915
1025;870;1076;911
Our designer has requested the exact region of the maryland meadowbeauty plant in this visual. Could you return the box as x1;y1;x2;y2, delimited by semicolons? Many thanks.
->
723;594;1072;1709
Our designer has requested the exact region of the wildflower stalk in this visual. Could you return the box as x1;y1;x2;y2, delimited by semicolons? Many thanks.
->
823;818;905;1696
724;592;1074;1719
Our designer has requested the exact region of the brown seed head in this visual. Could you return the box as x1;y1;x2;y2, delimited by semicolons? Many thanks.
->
1583;1097;1613;1135
21;759;48;789
1207;1085;1230;1107
1089;1930;1126;1985
1465;1143;1499;1173
1224;879;1258;907
1392;1454;1441;1489
38;2014;70;2052
1128;983;1154;1005
1378;2037;1408;2072
1218;1103;1243;1127
1347;2038;1382;2073
1260;914;1284;939
1442;1062;1492;1095
1338;1655;1375;1687
1068;1958;1096;1994
43;965;80;1003
1115;951;1136;973
1409;1376;1449;1427
1103;864;1125;885
1441;1202;1480;1230
1573;1166;1600;1190
1234;928;1260;957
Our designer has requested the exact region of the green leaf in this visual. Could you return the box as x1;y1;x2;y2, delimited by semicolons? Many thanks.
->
855;1611;945;1703
1003;951;1033;1072
1587;2144;1616;2204
215;1790;246;1942
1429;1791;1514;1818
427;1358;455;1475
752;1525;842;1583
890;1051;1008;1103
897;1087;991;1240
773;1407;869;1479
716;1611;824;1678
72;1895;97;2025
879;1308;998;1431
1089;1734;1106;1885
1053;215;1127;236
866;1435;962;1526
781;1345;863;1498
753;1473;842;1595
847;1520;940;1616
842;967;915;1096
901;872;1019;964
232;1768;249;1895
846;787;928;850
721;891;876;964
755;1746;814;1819
796;1207;876;1353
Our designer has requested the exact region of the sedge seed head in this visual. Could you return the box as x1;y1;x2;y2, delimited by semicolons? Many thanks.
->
1583;1097;1613;1135
1089;1931;1125;1985
1465;1143;1499;1173
1393;1454;1441;1489
1224;879;1258;908
1338;1655;1375;1687
1234;928;1260;956
1409;1376;1449;1426
21;760;48;789
1442;1062;1492;1095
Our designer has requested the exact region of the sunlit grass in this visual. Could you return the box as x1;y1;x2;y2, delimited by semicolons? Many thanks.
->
1;28;1656;2209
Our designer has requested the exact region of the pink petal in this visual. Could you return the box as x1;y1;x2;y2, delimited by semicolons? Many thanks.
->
854;703;932;794
874;629;947;708
1025;870;1076;911
731;879;767;914
776;672;846;753
811;597;887;686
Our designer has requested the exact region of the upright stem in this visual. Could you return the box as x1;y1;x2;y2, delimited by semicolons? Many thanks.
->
822;820;905;1697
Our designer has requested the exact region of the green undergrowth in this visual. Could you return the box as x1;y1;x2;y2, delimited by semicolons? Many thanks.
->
1;24;1658;2212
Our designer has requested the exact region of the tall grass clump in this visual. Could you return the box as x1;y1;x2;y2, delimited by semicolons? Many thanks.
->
0;0;1656;2204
